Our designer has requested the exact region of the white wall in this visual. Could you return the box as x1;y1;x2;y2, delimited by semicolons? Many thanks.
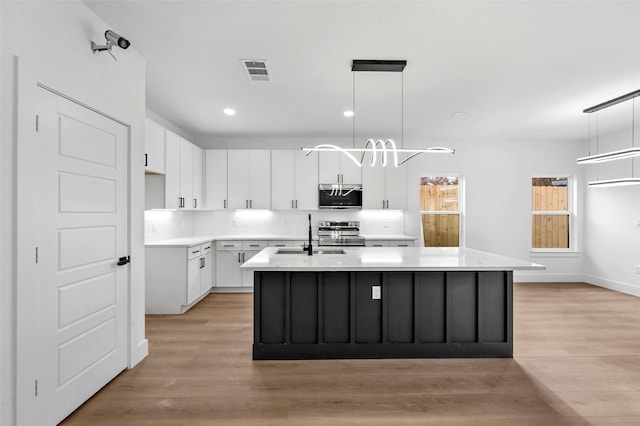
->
1;2;147;424
583;148;640;295
404;137;585;282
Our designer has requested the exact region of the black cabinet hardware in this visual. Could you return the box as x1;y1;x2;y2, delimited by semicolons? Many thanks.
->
117;256;130;266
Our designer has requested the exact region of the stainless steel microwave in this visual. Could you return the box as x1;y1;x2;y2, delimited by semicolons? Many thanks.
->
318;184;362;209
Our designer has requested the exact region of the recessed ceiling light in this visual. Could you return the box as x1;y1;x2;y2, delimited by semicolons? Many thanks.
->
344;110;354;117
224;108;236;116
452;111;466;118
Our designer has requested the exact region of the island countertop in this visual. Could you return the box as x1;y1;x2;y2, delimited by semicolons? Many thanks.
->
241;247;545;272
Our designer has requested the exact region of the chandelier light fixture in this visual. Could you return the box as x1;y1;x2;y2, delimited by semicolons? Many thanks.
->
302;60;455;167
578;88;640;187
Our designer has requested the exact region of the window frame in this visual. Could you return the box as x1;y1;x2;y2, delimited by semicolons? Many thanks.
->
530;174;578;255
419;175;464;248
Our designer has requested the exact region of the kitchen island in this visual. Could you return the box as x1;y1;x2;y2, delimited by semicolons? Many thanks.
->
241;247;544;360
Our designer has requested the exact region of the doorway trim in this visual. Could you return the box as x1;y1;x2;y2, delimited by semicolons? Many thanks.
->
15;59;137;426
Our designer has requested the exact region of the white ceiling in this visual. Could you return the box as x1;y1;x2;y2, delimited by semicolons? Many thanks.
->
84;0;640;145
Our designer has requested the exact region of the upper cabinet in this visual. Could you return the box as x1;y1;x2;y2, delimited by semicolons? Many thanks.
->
192;145;203;209
163;129;202;210
204;150;228;210
362;164;407;210
271;150;319;210
318;151;361;184
227;150;271;209
144;118;166;174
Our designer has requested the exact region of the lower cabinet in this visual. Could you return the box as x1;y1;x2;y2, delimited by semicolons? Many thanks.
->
146;242;213;313
215;240;267;288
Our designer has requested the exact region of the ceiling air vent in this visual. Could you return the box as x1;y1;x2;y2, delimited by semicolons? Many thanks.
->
241;59;271;82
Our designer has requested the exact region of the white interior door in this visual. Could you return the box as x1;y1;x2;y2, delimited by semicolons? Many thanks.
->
34;87;128;425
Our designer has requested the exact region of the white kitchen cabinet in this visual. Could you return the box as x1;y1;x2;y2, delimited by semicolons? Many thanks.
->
271;150;319;210
145;242;214;314
163;130;202;210
318;150;361;184
227;150;271;209
365;239;414;247
215;240;267;288
164;130;181;209
267;240;310;248
362;163;407;210
204;150;228;209
192;144;203;209
144;118;165;174
179;138;193;208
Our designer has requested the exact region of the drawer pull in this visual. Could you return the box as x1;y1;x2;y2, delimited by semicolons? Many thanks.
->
204;246;211;250
249;244;260;247
191;250;200;254
223;244;235;247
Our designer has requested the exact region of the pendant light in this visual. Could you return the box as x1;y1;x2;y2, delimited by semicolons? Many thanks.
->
578;88;640;187
302;60;455;167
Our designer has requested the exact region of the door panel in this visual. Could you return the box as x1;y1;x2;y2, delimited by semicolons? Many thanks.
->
35;88;128;425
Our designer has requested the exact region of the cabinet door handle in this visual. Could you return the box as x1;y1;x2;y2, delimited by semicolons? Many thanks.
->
295;200;298;209
193;198;197;209
250;200;253;208
144;153;148;167
238;253;241;262
291;200;294;209
243;252;246;262
224;199;227;209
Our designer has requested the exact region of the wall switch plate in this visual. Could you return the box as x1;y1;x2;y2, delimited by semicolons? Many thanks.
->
372;285;381;300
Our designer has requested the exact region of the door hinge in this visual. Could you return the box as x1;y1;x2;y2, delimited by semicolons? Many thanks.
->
35;115;39;132
35;379;38;396
35;247;38;264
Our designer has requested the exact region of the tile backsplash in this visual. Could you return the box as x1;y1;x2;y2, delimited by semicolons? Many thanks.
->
144;210;194;243
145;209;406;242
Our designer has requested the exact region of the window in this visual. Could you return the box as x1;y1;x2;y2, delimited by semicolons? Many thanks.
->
531;177;573;250
419;176;461;247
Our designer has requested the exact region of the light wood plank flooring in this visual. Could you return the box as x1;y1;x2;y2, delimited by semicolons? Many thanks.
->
61;283;640;425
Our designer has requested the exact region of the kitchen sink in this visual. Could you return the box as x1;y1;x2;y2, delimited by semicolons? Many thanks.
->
275;248;346;255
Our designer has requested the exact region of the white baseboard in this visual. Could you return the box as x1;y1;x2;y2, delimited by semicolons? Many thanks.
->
582;274;640;297
513;271;583;283
129;338;149;368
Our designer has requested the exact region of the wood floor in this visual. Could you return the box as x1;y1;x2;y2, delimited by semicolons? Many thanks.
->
61;283;640;425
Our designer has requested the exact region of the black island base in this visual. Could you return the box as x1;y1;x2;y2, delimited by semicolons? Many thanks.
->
253;270;512;360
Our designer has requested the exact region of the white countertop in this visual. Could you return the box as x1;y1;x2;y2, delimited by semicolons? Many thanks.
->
241;247;545;272
361;234;416;240
145;234;415;247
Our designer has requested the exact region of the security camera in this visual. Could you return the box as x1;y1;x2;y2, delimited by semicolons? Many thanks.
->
91;29;131;60
105;30;130;50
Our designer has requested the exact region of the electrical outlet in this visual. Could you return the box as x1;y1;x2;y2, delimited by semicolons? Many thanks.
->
636;265;640;274
372;285;381;300
635;218;640;228
233;219;239;227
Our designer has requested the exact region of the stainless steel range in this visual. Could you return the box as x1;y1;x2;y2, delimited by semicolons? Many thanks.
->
318;221;365;246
